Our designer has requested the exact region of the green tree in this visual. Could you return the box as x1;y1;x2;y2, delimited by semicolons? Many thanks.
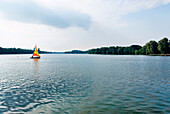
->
87;37;169;55
129;45;142;54
136;45;146;55
117;47;124;54
100;47;108;54
168;40;170;53
146;41;158;54
108;46;115;54
135;50;139;55
158;37;168;54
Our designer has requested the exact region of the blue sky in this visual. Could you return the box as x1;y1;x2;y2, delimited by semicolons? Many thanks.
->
0;0;169;51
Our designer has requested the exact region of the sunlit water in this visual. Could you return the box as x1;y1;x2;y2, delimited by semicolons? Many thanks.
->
0;54;169;113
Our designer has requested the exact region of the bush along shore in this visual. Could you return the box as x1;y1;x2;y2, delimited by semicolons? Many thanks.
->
88;37;170;56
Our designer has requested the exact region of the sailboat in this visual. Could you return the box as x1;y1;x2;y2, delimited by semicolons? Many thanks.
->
31;45;40;59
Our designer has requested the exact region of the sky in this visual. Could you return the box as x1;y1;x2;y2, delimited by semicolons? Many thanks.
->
0;0;170;52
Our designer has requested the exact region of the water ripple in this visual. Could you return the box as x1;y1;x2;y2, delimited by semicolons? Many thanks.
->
0;55;169;113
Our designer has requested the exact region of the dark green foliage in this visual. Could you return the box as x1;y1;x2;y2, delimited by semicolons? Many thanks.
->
88;37;169;55
88;45;142;55
65;50;88;54
130;45;142;54
0;47;50;54
117;47;124;54
158;37;169;54
135;50;139;55
100;47;109;54
138;45;147;55
169;40;170;53
146;41;159;54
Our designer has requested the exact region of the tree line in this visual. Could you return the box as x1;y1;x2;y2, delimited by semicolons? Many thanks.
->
88;37;170;55
0;47;51;54
65;50;88;54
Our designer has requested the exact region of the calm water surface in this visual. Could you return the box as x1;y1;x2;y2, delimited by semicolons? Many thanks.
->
0;54;169;113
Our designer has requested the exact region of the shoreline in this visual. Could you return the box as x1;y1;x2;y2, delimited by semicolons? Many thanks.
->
149;54;170;56
0;53;170;56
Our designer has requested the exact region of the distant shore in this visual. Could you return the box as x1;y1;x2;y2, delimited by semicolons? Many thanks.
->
88;37;170;55
149;54;170;56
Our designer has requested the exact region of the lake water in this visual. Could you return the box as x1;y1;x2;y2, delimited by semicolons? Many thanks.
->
0;54;169;113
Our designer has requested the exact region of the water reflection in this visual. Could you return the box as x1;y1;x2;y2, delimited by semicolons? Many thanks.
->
33;59;39;76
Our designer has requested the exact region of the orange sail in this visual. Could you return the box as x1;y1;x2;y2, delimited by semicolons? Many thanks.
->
32;45;40;57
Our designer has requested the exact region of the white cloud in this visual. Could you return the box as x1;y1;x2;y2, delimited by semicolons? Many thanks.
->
31;0;170;27
0;0;91;29
1;0;169;29
0;0;169;51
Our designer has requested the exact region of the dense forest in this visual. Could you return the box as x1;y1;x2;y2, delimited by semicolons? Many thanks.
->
65;50;88;54
0;47;51;54
88;37;170;55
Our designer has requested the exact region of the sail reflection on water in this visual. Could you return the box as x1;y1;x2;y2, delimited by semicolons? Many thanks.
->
33;58;39;76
